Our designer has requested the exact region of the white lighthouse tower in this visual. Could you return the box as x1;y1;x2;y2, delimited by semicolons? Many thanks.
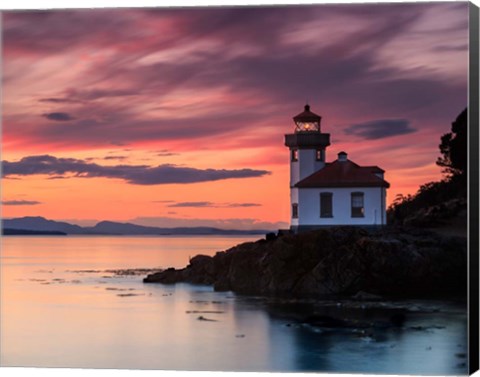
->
285;105;331;230
285;105;389;232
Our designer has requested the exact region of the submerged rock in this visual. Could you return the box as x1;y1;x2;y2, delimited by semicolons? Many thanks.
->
143;226;467;299
352;291;383;300
302;315;349;328
197;316;217;322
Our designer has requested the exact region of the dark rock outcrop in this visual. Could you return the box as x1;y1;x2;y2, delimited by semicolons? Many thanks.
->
143;226;467;298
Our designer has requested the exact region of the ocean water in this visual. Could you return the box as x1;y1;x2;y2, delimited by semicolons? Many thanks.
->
0;236;468;374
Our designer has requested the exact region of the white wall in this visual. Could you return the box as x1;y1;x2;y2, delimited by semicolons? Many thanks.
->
296;187;387;226
290;149;325;186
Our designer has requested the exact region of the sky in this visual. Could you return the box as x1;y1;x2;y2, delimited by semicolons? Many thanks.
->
1;2;469;229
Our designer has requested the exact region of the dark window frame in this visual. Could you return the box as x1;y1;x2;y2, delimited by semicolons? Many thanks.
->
292;203;298;218
351;192;365;218
316;149;324;161
291;149;298;162
320;192;333;218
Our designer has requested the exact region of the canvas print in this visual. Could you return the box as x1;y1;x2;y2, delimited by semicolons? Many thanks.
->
1;1;478;375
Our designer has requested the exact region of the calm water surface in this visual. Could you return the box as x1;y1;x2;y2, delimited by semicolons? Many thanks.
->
0;236;468;374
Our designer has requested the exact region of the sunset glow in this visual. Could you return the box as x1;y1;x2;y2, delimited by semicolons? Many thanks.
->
1;3;469;229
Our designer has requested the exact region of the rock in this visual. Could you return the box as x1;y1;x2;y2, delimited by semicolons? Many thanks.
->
265;232;277;241
143;226;467;299
302;315;349;328
143;255;215;284
197;316;217;322
143;267;184;284
389;313;406;327
353;291;383;300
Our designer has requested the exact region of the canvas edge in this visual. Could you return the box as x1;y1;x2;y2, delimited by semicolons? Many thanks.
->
469;1;480;375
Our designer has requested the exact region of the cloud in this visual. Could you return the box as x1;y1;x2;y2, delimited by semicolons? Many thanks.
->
39;97;78;104
103;155;128;161
42;112;75;121
167;201;261;208
1;4;468;153
168;201;212;208
343;119;417;140
156;149;178;157
2;155;270;185
227;203;262;208
1;0;469;210
3;10;149;56
433;44;468;52
40;88;138;104
110;141;129;146
2;200;41;205
67;88;137;101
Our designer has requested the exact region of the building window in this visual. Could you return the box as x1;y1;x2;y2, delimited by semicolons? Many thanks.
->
291;149;298;162
351;192;365;217
292;203;298;218
320;193;333;218
316;149;324;161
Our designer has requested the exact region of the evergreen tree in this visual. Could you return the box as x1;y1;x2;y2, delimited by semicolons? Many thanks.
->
388;108;468;225
436;108;467;177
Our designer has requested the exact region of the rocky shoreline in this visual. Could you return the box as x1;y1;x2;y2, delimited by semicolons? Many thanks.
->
143;226;467;299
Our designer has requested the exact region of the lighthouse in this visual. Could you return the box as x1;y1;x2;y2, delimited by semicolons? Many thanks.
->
285;105;390;232
285;104;331;186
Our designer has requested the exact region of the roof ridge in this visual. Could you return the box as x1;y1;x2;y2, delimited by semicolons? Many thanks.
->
295;158;389;188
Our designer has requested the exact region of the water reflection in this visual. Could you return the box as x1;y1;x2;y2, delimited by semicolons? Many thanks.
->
257;298;467;374
1;236;468;374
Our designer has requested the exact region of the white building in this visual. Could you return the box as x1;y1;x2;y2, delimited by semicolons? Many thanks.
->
285;105;390;232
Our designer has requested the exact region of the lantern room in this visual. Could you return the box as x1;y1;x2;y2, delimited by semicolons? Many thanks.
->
293;104;321;132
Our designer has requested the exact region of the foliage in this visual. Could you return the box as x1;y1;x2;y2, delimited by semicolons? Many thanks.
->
388;108;468;225
436;108;467;178
387;175;466;225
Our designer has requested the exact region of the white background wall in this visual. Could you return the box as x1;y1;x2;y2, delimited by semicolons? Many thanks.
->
296;187;386;226
290;149;325;186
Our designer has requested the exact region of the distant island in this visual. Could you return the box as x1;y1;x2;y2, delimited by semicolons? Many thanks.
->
1;216;270;236
2;228;67;236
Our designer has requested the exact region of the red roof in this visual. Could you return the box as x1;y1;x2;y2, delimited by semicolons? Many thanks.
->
295;160;390;188
363;166;385;174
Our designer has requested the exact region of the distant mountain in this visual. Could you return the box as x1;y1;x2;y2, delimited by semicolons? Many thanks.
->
2;216;268;235
3;216;85;234
84;221;172;235
84;221;262;235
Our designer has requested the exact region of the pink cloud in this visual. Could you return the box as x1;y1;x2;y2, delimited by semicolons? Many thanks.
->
2;3;469;210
